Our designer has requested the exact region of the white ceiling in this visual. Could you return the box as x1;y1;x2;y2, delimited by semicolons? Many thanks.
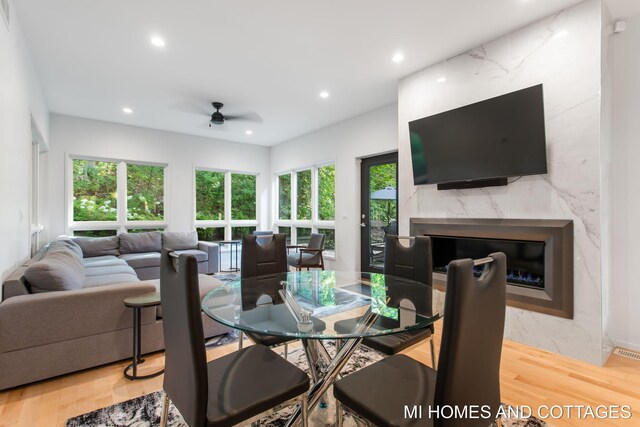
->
16;0;585;146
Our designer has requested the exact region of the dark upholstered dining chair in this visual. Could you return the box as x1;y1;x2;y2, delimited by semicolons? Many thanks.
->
158;250;309;427
333;252;507;427
287;233;325;270
239;233;295;357
253;230;274;246
334;235;437;366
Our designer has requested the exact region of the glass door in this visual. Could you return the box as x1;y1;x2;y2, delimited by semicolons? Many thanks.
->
360;152;398;273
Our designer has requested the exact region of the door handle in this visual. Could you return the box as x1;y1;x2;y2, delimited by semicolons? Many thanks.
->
360;222;366;228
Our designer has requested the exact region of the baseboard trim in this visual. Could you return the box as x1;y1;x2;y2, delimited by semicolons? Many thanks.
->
612;340;640;354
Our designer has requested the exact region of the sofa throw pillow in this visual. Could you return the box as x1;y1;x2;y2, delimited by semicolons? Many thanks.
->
24;247;85;293
72;235;120;257
50;239;84;260
163;231;198;250
119;231;162;254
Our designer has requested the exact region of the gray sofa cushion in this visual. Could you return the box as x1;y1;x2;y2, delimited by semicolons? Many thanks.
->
83;273;140;288
118;252;161;269
163;231;198;250
119;231;162;254
52;239;84;259
82;255;127;268
84;265;137;277
24;247;86;293
72;236;120;257
173;249;208;263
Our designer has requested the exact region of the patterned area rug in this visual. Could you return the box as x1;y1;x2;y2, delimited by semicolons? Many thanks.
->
66;342;548;426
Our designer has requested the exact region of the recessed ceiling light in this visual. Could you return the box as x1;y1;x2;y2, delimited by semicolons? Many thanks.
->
319;91;330;99
150;36;165;47
392;52;404;63
122;107;133;114
553;30;568;39
245;130;253;135
436;77;446;83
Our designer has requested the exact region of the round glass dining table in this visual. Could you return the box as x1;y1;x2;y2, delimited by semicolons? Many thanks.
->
202;270;445;426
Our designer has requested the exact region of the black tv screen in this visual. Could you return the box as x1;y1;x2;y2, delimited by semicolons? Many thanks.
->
409;84;547;186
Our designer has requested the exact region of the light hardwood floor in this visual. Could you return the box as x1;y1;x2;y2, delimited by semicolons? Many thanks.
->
1;320;639;427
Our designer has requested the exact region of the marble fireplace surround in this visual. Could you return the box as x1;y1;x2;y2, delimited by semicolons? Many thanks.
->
410;218;574;319
398;0;606;364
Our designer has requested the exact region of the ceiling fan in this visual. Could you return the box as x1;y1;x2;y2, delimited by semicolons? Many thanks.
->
208;102;261;127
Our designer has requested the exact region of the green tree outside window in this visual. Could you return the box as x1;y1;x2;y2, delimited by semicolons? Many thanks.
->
231;174;257;220
278;174;291;220
195;170;225;220
318;165;335;220
127;164;165;221
296;170;312;220
73;159;118;221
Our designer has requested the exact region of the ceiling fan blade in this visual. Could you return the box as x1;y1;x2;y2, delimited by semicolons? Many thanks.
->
224;112;263;123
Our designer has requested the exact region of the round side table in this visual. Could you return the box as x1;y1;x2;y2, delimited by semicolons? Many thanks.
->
219;240;241;272
123;291;164;380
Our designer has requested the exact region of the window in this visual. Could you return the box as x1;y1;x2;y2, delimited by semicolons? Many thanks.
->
194;168;258;241
127;164;164;221
317;164;335;221
296;170;312;220
277;226;292;245
231;173;256;220
232;226;257;240
69;157;166;235
127;228;164;233
317;228;335;251
73;229;118;237
275;163;336;257
296;227;312;246
196;227;225;242
278;174;291;220
73;160;118;222
195;170;225;221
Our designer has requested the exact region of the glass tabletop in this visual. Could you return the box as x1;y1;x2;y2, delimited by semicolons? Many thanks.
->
202;270;445;340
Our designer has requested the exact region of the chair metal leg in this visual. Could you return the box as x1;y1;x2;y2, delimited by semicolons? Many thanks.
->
238;331;244;350
336;400;344;427
430;338;436;369
284;342;289;359
301;394;309;427
159;392;170;427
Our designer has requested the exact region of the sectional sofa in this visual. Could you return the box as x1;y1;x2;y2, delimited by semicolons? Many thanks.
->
0;231;230;390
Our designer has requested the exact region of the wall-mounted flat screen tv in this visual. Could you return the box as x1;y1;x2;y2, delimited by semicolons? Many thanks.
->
409;84;548;188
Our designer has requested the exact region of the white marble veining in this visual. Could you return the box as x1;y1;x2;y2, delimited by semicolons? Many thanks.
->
398;0;606;364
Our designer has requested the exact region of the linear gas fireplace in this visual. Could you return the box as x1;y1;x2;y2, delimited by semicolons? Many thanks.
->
410;218;573;319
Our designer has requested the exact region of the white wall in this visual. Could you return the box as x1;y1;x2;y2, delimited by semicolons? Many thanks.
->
610;12;640;353
0;1;49;283
398;0;606;365
600;1;615;361
48;114;271;238
270;104;398;271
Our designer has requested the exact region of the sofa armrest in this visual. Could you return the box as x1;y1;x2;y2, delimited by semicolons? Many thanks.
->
198;241;220;274
0;281;157;353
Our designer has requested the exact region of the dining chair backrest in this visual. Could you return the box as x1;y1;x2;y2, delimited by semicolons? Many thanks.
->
253;230;274;246
434;252;507;427
383;235;432;285
160;250;208;427
241;233;288;279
